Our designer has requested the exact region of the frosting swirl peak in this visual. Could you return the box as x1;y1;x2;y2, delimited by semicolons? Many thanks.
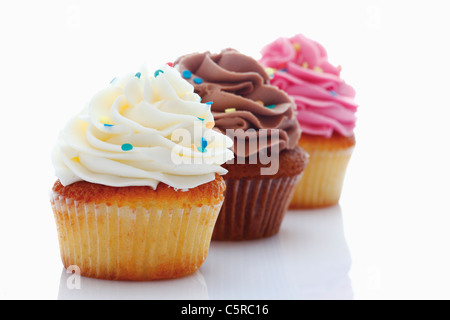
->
174;49;301;159
260;34;358;138
52;65;234;189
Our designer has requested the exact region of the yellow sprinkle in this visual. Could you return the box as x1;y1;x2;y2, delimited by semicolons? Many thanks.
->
256;100;264;106
302;62;309;68
206;121;215;129
225;108;236;113
314;66;323;73
99;116;111;124
293;43;301;52
265;67;275;77
72;156;80;163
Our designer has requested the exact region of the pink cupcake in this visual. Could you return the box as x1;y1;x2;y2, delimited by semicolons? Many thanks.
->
260;34;358;208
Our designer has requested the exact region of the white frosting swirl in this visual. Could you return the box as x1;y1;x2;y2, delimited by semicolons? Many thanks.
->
52;65;234;189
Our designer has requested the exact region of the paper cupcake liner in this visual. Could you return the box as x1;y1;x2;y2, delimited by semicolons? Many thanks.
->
289;147;354;209
212;175;301;241
50;192;221;281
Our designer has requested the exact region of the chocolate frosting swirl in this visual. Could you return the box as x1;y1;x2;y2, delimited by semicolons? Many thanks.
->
174;49;301;159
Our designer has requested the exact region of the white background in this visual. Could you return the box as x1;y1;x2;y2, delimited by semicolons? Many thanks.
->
1;0;449;300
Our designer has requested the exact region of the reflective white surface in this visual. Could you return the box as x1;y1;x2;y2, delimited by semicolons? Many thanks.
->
57;206;352;300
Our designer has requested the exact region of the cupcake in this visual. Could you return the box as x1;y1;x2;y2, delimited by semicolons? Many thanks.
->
259;34;358;208
50;65;234;280
175;49;308;240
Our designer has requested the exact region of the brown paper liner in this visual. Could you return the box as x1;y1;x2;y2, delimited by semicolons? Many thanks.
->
50;193;222;281
212;175;301;241
289;134;355;209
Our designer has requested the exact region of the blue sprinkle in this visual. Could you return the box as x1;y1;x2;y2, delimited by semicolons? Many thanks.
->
266;104;276;109
121;143;133;151
280;68;288;72
182;70;192;79
197;146;206;153
193;77;203;84
201;137;208;149
330;90;338;97
205;101;213;106
135;72;141;79
154;69;164;77
104;124;114;127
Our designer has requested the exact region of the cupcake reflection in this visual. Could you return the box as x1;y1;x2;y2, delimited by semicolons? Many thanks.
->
57;269;209;300
201;205;352;299
279;205;353;299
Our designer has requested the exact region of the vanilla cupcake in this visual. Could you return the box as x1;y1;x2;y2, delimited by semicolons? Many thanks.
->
50;65;234;280
260;34;358;208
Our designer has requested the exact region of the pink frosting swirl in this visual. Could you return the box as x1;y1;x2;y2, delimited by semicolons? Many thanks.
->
259;34;358;138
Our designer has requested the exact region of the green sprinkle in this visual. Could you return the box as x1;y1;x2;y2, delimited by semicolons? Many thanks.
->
197;117;205;121
266;104;276;109
154;69;164;77
135;72;141;79
121;143;133;151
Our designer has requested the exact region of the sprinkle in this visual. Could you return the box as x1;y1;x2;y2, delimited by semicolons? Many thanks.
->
313;66;323;73
266;104;276;109
193;77;203;84
154;69;164;77
104;124;114;127
197;117;205;121
225;108;236;113
110;77;116;84
206;121;214;129
121;143;133;151
265;67;275;78
205;101;213;106
135;72;141;79
302;62;309;68
280;68;287;72
166;62;174;67
329;90;338;97
182;70;192;79
191;144;196;151
72;156;80;163
197;137;208;153
256;100;264;106
293;43;301;52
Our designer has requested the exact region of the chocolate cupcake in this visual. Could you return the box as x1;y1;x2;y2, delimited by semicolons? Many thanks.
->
175;49;308;240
